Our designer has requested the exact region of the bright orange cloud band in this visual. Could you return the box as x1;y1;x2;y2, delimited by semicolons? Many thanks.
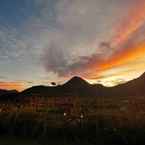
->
0;82;24;91
85;41;145;79
84;1;145;79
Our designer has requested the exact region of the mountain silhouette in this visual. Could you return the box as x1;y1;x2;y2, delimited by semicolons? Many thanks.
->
0;89;19;102
1;72;145;102
0;89;18;96
102;72;145;97
63;76;90;88
0;89;10;96
20;76;93;98
20;72;145;98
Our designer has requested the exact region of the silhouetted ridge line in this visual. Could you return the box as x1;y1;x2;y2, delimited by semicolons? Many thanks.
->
1;73;145;102
62;76;90;88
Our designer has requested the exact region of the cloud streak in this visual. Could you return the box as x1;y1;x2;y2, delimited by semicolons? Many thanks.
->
75;0;145;79
0;0;145;89
111;0;145;47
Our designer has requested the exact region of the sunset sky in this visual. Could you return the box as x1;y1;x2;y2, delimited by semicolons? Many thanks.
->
0;0;145;91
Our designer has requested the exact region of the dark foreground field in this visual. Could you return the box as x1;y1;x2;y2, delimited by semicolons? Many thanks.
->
0;136;40;145
1;126;145;145
0;112;145;145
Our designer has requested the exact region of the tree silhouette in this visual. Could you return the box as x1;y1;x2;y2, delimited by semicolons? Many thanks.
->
51;82;56;86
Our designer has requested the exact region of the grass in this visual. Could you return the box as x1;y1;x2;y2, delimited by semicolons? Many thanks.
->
0;136;40;145
0;100;145;145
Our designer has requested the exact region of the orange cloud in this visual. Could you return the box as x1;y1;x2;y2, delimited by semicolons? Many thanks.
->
86;41;145;79
112;1;145;47
0;82;25;91
100;42;145;69
82;1;145;80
